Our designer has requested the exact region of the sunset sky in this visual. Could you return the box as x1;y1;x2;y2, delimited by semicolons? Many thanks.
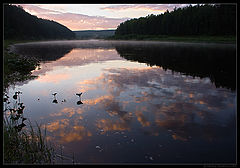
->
16;4;191;31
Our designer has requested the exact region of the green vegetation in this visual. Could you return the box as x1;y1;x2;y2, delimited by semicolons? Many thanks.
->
4;4;75;41
3;11;57;160
4;120;55;164
3;40;75;164
3;91;75;164
3;39;50;164
3;40;40;91
3;5;75;162
74;30;115;39
113;4;236;43
3;92;55;164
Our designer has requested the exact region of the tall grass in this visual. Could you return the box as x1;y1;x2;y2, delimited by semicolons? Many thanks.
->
3;40;75;164
3;92;75;164
3;92;55;164
3;118;55;164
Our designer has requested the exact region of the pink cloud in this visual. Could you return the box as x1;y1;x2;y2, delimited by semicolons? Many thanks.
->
19;4;63;15
18;4;127;30
16;4;191;30
41;12;127;30
101;4;189;12
37;73;71;84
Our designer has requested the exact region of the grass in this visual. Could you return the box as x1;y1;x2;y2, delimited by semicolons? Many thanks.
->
3;40;76;164
3;118;75;164
3;119;55;164
3;91;55;164
106;34;236;44
3;91;74;164
3;40;77;164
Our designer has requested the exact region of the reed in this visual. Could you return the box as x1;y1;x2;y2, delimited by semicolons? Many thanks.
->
3;92;74;164
3;119;55;164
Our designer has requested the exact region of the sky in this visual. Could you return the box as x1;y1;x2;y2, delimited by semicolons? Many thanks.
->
15;4;190;31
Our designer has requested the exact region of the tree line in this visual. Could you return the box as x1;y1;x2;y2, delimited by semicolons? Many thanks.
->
115;4;236;36
4;4;75;40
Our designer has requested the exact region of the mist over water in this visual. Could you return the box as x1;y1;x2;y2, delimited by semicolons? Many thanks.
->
7;40;236;163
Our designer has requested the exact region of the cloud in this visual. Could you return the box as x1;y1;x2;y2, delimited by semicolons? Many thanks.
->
77;65;235;141
50;107;76;117
101;4;189;12
36;73;71;84
29;45;235;145
96;119;130;132
38;61;235;144
14;4;195;30
18;4;128;30
44;107;91;143
19;4;63;15
31;48;123;79
135;110;150;127
37;12;125;30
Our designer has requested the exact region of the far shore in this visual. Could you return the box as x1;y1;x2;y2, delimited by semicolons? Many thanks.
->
5;37;236;47
106;35;236;44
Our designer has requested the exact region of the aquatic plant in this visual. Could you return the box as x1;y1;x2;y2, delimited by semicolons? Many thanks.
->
52;93;58;104
76;93;83;105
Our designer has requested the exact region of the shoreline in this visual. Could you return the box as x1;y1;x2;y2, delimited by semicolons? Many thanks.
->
106;35;236;44
5;39;236;51
5;34;236;49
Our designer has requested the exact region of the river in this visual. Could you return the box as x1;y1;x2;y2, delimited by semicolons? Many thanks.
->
5;40;236;163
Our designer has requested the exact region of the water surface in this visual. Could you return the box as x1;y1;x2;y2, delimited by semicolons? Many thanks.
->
7;40;236;163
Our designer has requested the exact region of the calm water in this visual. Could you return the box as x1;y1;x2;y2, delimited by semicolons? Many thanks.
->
7;40;236;163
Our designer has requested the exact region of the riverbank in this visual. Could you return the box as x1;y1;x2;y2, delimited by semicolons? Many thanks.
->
3;40;70;164
3;41;50;163
106;35;236;44
5;35;236;49
3;40;40;91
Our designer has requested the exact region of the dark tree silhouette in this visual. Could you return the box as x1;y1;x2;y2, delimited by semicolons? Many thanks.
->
4;4;76;40
115;4;236;37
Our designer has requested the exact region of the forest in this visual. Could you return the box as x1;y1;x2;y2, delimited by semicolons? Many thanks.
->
4;4;75;40
115;4;236;37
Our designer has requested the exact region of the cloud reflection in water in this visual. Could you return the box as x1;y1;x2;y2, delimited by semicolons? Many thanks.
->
9;42;236;163
42;65;235;145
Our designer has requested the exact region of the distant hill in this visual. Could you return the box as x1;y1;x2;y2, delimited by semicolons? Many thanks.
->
74;30;115;39
4;4;75;40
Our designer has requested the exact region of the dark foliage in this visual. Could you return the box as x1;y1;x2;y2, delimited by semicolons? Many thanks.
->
115;4;236;37
4;4;75;40
3;43;73;90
